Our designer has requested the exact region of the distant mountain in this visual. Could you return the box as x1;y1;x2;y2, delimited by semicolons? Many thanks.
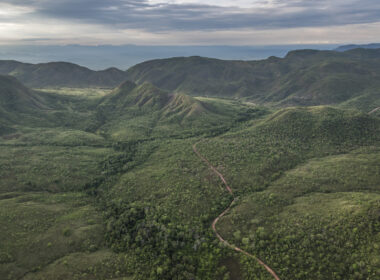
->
335;43;380;52
2;48;380;112
126;49;380;111
0;60;127;88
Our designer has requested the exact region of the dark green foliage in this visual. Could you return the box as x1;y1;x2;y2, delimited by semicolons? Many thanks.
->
235;193;380;280
0;192;120;280
196;107;380;279
102;199;230;279
197;106;379;194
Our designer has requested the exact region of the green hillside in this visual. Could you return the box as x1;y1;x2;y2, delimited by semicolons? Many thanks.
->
195;107;380;279
94;80;263;140
0;75;265;280
126;49;380;111
0;75;55;130
2;49;380;111
0;75;111;146
0;60;127;88
0;78;131;279
0;75;52;118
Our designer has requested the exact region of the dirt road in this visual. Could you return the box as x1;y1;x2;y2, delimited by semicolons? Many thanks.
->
192;143;281;280
369;107;380;114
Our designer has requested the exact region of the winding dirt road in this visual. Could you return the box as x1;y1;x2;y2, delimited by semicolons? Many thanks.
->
369;107;380;114
192;143;280;280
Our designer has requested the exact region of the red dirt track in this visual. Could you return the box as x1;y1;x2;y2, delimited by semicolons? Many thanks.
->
193;143;280;280
369;107;380;114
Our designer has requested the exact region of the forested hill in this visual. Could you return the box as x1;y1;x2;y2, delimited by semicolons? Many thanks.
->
126;49;380;111
0;75;43;110
0;60;127;88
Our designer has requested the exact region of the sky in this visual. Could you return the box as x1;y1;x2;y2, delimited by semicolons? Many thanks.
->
0;0;380;46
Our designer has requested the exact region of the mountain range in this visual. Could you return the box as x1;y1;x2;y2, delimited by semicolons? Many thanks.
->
1;48;379;112
126;48;380;111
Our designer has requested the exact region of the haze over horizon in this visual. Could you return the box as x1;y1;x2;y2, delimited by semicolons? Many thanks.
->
0;44;341;70
0;1;379;68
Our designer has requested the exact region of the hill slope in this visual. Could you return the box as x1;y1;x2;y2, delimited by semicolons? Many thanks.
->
94;80;262;140
0;75;52;131
0;75;108;141
0;60;127;88
4;49;380;111
126;49;380;111
0;75;48;112
196;106;380;279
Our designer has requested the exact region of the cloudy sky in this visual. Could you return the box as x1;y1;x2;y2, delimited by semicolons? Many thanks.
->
0;0;379;45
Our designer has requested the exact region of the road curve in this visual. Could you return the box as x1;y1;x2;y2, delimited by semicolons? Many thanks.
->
192;143;281;280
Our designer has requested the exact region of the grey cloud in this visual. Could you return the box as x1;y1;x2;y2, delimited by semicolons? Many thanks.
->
4;0;380;31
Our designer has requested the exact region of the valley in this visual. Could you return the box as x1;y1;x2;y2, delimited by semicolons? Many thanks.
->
0;48;379;280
